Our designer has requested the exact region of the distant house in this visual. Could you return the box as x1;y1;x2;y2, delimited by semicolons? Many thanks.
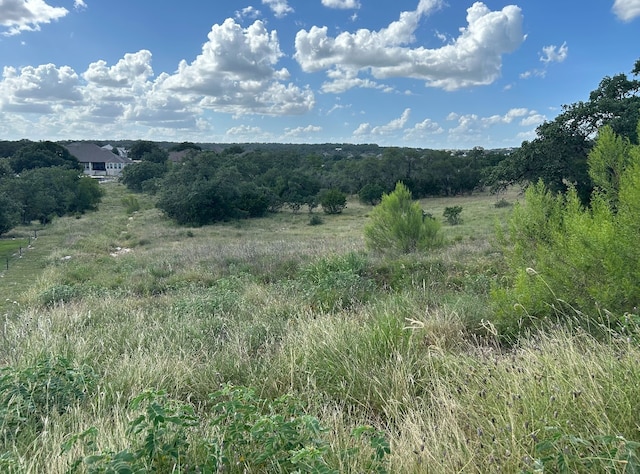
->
64;142;133;178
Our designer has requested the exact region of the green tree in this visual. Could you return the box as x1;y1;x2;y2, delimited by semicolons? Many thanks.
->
319;188;347;214
128;141;168;163
587;124;638;209
0;192;20;235
364;182;442;254
359;183;385;205
487;59;640;202
9;141;81;173
120;161;168;193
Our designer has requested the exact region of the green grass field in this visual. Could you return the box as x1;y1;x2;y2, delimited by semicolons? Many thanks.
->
1;183;638;473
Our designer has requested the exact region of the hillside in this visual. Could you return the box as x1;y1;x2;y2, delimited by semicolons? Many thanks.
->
1;183;639;473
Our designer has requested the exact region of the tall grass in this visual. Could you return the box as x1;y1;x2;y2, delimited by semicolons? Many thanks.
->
1;183;638;472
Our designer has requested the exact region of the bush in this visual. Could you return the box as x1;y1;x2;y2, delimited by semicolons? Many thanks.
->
443;205;463;225
492;122;640;341
364;182;442;255
65;386;390;473
308;214;323;226
359;183;385;205
121;195;140;214
319;189;347;214
1;355;96;441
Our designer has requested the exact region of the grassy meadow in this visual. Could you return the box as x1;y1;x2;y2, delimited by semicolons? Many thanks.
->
1;183;639;473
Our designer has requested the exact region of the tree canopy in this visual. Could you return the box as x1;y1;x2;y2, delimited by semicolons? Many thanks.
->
487;58;640;202
9;141;81;174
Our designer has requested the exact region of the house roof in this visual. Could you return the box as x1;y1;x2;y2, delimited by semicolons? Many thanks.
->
65;142;133;164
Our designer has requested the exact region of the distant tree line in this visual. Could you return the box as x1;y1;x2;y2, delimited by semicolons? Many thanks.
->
118;140;506;226
0;141;104;235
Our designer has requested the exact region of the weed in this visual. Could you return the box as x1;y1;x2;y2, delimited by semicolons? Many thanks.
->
0;355;96;443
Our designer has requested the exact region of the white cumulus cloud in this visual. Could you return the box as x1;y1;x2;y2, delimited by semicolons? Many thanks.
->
612;0;640;21
322;0;361;9
161;19;314;116
295;1;524;92
262;0;293;18
0;0;68;35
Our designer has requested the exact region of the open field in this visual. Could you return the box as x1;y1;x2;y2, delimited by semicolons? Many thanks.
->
1;183;638;473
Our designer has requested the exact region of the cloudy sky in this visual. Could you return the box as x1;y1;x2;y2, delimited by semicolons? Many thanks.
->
1;0;639;148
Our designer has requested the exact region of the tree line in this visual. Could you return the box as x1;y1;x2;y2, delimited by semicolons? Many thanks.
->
118;140;506;226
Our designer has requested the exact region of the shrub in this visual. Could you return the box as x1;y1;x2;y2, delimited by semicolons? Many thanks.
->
492;123;640;341
319;189;347;214
1;355;96;441
443;205;463;225
494;198;512;208
308;214;323;226
364;182;442;255
359;183;385;205
65;386;390;473
121;195;140;214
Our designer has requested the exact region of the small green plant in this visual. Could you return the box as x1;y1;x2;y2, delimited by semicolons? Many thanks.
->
38;284;81;307
364;182;442;254
443;205;463;225
494;197;511;208
65;385;391;473
296;252;375;311
65;390;197;473
121;195;140;214
0;355;96;441
532;428;640;473
309;214;324;226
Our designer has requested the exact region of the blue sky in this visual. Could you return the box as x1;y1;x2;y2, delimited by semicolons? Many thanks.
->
1;0;639;149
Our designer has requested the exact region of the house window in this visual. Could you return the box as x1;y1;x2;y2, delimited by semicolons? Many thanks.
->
92;162;106;171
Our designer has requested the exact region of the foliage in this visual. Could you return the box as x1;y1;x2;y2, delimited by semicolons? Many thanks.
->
168;141;202;152
443;205;463;225
309;214;323;226
487;58;640;202
587;123;639;209
155;152;277;224
364;182;442;254
295;252;376;311
121;194;141;214
320;188;347;214
5;168;103;224
65;386;390;473
128;140;168;163
0;355;96;442
120;160;168;193
532;428;640;473
0;191;20;236
65;390;197;473
9;141;81;173
359;183;385;205
492;123;640;340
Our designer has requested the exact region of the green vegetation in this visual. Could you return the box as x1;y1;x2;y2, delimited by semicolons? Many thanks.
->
0;175;638;472
319;188;347;214
443;205;463;225
492;123;640;341
365;182;442;254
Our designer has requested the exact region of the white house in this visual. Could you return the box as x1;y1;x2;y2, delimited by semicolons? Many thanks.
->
65;142;133;177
